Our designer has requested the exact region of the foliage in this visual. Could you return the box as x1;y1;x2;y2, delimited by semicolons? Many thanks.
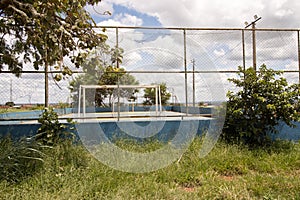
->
0;136;45;183
143;82;171;105
223;65;300;145
69;47;139;107
0;0;107;78
5;102;15;107
35;107;74;145
95;66;139;107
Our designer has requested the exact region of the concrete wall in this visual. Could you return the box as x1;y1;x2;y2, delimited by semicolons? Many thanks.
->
0;120;211;142
0;107;299;142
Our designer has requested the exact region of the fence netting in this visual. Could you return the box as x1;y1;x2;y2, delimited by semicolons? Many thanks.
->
0;27;299;106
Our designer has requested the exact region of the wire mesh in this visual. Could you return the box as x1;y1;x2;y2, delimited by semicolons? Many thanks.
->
0;27;299;106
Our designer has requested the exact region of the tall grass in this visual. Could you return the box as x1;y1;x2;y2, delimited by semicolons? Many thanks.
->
0;136;47;183
0;137;299;199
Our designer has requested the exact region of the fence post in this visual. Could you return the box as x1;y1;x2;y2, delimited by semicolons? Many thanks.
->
183;29;188;115
298;30;300;84
45;51;49;108
252;23;257;71
242;29;246;70
191;59;196;107
245;16;261;72
116;27;120;121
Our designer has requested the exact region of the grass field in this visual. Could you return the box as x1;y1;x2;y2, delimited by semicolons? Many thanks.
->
0;138;300;200
0;106;44;114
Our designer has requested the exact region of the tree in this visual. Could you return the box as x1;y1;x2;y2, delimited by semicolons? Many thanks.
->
0;0;107;77
69;47;139;107
95;66;139;107
222;65;300;146
143;83;171;106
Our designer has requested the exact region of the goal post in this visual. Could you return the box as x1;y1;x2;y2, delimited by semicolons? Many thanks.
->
78;85;162;118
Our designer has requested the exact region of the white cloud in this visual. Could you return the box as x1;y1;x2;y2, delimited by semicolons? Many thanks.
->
214;49;226;57
275;9;293;17
284;60;299;71
97;13;143;26
115;13;143;26
122;51;143;66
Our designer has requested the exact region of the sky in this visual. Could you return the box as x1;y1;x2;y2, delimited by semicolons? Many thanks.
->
1;0;300;105
87;0;300;28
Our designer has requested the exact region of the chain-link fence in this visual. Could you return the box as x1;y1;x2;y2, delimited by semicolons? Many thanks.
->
0;27;299;107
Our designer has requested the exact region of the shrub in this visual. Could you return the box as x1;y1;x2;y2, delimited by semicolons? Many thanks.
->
5;102;14;107
35;107;74;145
222;65;300;146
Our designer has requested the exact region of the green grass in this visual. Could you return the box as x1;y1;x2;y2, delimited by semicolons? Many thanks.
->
0;106;44;114
0;138;300;200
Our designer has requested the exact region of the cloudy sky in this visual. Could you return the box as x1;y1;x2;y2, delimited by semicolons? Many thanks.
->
88;0;300;28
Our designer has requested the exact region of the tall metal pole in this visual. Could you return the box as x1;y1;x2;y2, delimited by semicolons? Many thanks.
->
297;30;300;84
191;59;196;107
45;49;49;107
245;15;261;72
183;29;188;115
252;23;257;71
242;30;246;70
116;27;120;121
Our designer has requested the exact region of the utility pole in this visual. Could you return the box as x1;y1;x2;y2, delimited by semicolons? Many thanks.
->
191;59;196;107
245;15;261;71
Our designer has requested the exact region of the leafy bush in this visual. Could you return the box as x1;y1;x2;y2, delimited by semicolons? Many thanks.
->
5;102;15;107
35;107;74;145
223;65;300;146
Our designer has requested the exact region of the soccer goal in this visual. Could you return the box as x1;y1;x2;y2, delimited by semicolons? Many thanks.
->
77;85;162;118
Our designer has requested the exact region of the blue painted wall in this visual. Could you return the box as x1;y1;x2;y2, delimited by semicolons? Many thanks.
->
0;107;299;142
274;121;300;141
0;120;299;142
0;120;211;142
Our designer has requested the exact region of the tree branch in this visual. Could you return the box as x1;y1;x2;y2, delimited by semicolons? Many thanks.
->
6;0;43;19
7;4;29;20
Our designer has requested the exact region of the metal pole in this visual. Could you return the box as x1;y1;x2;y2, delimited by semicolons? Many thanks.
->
191;59;196;107
252;23;257;71
155;86;158;116
78;85;81;117
116;27;120;121
245;16;261;72
159;85;162;112
298;30;300;84
83;87;86;118
45;50;49;107
242;30;246;70
183;29;188;115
